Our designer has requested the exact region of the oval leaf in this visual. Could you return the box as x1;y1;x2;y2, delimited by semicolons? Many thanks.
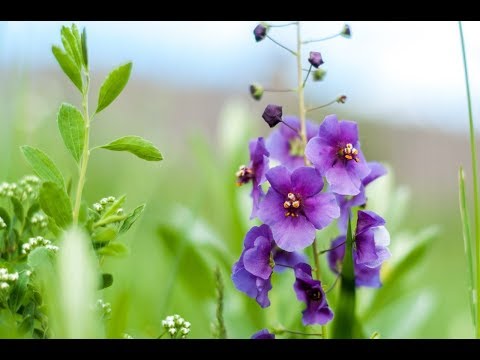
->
21;146;65;188
39;182;72;229
81;27;88;69
61;26;82;68
119;204;145;234
57;103;85;164
52;45;83;92
99;136;162;161
96;62;132;114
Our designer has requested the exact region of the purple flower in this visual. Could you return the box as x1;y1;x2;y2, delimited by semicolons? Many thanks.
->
327;236;381;287
327;210;390;287
236;137;270;219
232;224;305;307
337;162;387;232
262;104;283;128
254;24;268;42
305;114;371;196
308;51;324;68
252;329;275;339
266;116;318;170
294;263;333;325
258;166;340;252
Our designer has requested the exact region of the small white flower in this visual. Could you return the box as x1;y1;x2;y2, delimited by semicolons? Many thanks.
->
8;273;18;281
107;196;116;202
100;198;108;205
162;320;167;327
168;328;177;336
25;270;32;277
93;203;103;212
184;321;191;328
181;327;190;335
177;318;185;326
0;282;9;289
165;316;174;322
166;320;175;328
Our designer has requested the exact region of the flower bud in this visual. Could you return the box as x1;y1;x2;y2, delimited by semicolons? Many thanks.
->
312;69;327;82
249;83;264;101
308;51;324;68
336;95;347;104
262;104;283;128
254;24;268;42
340;24;351;38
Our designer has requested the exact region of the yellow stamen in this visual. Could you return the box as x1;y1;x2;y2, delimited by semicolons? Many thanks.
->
284;201;291;209
292;200;300;208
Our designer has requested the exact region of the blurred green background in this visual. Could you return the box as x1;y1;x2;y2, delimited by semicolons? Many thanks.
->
0;21;477;338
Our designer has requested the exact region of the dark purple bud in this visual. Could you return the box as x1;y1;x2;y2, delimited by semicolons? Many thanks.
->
251;329;275;339
312;69;327;82
262;104;283;128
249;83;264;101
254;24;268;42
308;51;324;68
336;95;347;104
341;24;351;38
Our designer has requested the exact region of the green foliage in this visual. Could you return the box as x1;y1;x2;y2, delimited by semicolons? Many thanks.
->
96;62;132;114
51;46;83;92
57;103;85;164
21;146;65;188
39;182;72;229
99;136;163;161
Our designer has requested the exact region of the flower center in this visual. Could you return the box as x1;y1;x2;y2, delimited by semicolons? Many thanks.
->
289;137;305;157
307;288;322;302
339;143;360;162
284;192;301;217
235;165;254;186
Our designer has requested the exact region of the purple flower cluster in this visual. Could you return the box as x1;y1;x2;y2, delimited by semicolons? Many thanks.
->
234;23;389;337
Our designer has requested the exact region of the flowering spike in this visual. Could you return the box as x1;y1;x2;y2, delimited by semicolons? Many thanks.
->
254;24;268;42
262;104;283;128
249;83;264;101
308;51;324;68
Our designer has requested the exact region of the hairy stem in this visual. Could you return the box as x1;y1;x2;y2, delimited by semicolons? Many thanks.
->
459;20;480;338
297;21;326;339
73;74;91;225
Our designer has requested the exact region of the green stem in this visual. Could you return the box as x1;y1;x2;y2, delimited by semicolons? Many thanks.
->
297;22;326;338
266;35;297;56
73;73;91;225
280;329;323;337
302;33;341;44
302;64;312;88
459;20;480;338
307;99;337;113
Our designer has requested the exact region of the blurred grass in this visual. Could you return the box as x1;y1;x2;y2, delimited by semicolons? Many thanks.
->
0;61;473;338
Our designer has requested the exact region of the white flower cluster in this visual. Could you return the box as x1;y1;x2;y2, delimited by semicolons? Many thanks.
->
93;196;116;213
30;212;48;228
0;176;40;201
0;268;19;291
0;216;6;230
123;333;134;339
96;299;112;317
162;314;191;338
22;236;59;255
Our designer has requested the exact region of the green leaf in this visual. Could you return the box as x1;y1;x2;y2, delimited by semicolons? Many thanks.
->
92;226;118;243
96;62;132;113
119;204;145;234
0;207;11;230
39;182;72;229
97;242;129;257
10;197;24;224
27;246;55;271
101;195;126;220
61;26;82;68
459;166;476;328
99;136;163;161
21;146;65;188
57;103;85;164
99;273;113;290
8;272;29;313
52;45;83;92
81;28;88;69
93;215;127;228
332;215;356;339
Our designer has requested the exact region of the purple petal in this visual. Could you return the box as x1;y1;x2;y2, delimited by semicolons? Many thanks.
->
356;210;385;235
326;164;362;196
363;246;391;268
354;262;382;287
244;236;274;280
232;265;258;299
355;230;378;265
265;166;291;195
255;277;272;308
291;166;324;197
250;184;264;220
249;137;270;186
303;192;340;230
318;114;340;147
373;226;390;247
338;119;359;145
271;215;316;252
273;249;306;272
346;151;371;180
258;188;288;225
327;236;346;274
363;162;387;186
252;329;275;339
302;305;334;326
305;137;337;175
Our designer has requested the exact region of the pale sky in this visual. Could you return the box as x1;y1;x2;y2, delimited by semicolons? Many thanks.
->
1;21;480;133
